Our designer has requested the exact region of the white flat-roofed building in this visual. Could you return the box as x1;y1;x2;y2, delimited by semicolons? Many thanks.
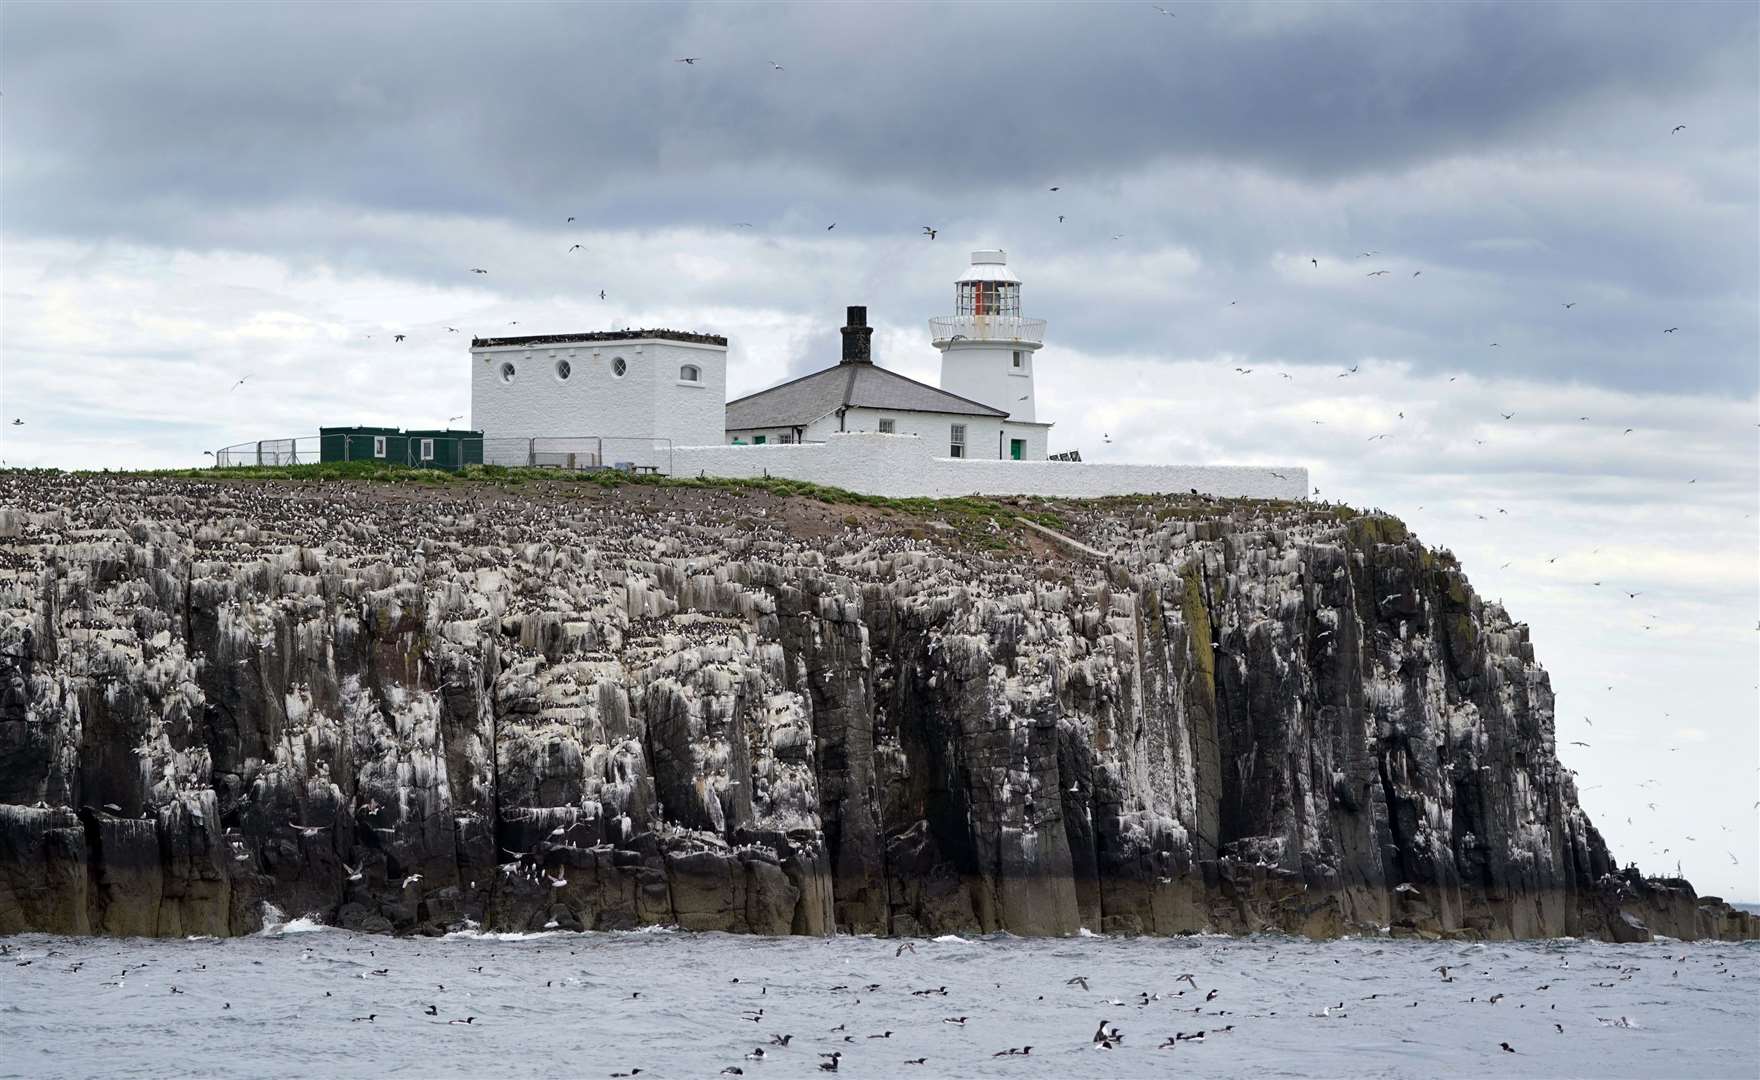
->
469;328;726;469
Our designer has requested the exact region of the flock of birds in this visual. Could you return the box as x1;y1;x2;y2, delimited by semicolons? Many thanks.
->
3;934;1750;1075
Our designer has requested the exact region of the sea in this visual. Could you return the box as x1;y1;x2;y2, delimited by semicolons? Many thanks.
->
2;913;1755;1079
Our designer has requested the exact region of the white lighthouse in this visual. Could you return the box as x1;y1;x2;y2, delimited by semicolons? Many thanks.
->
931;250;1047;423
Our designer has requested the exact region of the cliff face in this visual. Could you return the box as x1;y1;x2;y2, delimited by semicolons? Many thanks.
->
0;472;1750;941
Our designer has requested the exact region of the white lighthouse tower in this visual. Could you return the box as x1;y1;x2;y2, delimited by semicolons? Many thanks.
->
931;250;1046;422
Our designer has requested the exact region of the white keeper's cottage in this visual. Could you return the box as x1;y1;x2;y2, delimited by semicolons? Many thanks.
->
725;250;1052;460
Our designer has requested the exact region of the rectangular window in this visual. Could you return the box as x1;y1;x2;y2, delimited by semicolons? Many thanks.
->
878;419;896;434
949;423;966;458
1012;350;1023;368
373;435;387;459
752;435;766;445
1010;439;1025;460
779;433;796;444
419;438;435;461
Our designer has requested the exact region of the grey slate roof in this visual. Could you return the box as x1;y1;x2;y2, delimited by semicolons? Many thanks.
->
725;362;1008;430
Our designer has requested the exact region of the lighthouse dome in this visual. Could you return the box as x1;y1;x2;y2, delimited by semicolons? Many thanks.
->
955;250;1021;284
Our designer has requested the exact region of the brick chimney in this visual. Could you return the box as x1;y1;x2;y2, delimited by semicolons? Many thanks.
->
839;305;873;364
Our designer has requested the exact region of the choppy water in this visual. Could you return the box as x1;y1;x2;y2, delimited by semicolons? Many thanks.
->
3;918;1755;1079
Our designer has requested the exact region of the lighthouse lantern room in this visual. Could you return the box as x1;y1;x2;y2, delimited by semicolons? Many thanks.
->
931;250;1047;423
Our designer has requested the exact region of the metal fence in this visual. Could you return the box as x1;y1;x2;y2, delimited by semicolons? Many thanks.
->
211;435;674;475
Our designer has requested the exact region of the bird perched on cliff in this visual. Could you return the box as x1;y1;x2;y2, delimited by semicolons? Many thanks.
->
402;874;422;888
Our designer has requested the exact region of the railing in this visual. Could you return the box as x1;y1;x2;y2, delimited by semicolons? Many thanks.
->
929;315;1046;347
210;435;673;475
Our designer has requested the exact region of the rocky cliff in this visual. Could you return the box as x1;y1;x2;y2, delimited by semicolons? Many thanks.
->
0;470;1750;942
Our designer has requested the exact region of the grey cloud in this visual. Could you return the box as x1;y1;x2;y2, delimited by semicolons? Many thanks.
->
4;1;1752;235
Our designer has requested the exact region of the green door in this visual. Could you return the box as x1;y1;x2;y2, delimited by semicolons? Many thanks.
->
1009;439;1025;460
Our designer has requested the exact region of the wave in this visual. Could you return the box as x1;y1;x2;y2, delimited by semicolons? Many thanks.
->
257;903;330;935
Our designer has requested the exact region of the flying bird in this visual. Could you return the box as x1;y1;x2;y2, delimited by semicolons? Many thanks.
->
826;223;836;230
470;268;487;274
10;418;21;426
1310;258;1318;267
569;244;585;252
1663;327;1678;333
769;61;784;71
1367;270;1390;277
230;376;251;392
599;290;607;300
1562;302;1576;309
1049;186;1061;191
676;57;699;64
447;327;459;333
922;226;938;239
393;334;405;342
1500;411;1515;420
1672;124;1686;133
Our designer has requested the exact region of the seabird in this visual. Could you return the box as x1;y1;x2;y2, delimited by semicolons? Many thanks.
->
1500;1042;1516;1053
942;1016;967;1026
425;1005;438;1015
352;1014;376;1022
470;268;488;274
675;57;698;64
1067;976;1090;991
393;334;405;342
402;874;422;888
745;1049;766;1060
768;1034;792;1046
895;942;916;956
818;1052;841;1072
448;1017;476;1025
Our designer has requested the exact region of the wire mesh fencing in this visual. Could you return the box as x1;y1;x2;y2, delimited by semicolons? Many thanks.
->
210;435;673;474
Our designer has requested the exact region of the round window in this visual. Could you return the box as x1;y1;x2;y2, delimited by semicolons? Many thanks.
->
499;362;516;383
611;356;627;378
555;359;572;380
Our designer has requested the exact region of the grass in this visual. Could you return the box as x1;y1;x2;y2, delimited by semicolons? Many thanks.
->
80;461;1066;551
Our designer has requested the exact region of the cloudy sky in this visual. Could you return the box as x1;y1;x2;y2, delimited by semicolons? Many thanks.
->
1;1;1755;897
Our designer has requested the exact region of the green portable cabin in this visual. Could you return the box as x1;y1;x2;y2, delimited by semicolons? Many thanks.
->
404;429;483;470
320;426;406;464
318;426;482;469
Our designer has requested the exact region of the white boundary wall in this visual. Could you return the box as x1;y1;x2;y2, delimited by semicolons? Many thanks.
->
673;431;1307;501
